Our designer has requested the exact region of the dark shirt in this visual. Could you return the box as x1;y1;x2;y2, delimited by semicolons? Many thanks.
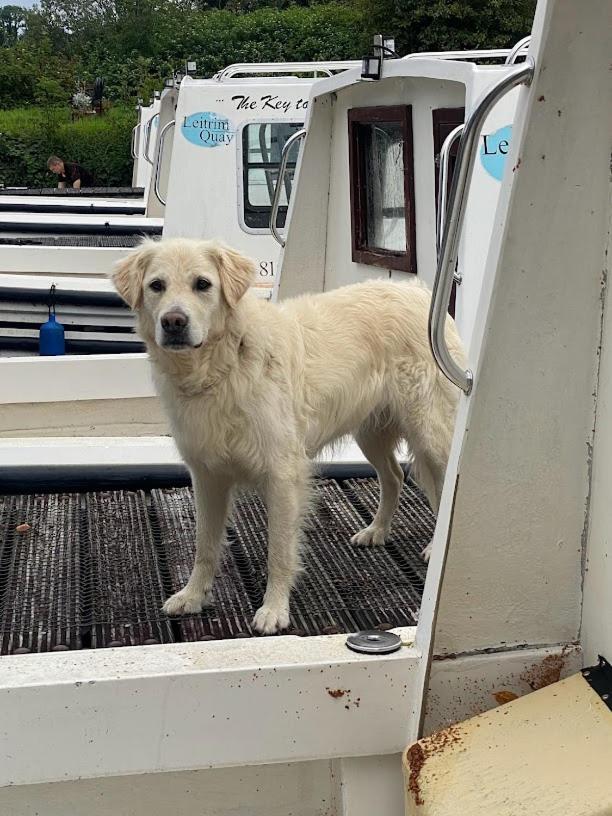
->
59;161;94;187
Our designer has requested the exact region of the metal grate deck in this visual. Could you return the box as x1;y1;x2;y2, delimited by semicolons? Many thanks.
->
0;234;155;248
0;187;144;198
0;477;433;655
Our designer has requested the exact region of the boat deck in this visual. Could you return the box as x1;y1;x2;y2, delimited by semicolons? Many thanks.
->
0;187;144;198
0;475;432;653
0;234;151;248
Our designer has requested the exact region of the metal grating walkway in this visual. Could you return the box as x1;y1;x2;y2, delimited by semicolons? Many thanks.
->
0;477;433;655
0;187;145;198
0;234;154;248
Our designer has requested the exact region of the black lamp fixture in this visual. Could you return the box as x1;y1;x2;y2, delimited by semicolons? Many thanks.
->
186;60;197;76
361;33;399;81
361;53;381;81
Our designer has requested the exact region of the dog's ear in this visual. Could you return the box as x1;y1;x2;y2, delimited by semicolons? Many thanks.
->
208;242;256;308
111;242;157;310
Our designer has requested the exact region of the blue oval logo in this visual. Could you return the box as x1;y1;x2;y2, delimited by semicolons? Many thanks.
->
480;124;512;181
181;111;236;148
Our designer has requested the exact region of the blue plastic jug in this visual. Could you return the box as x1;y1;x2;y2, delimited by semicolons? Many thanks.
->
39;285;65;356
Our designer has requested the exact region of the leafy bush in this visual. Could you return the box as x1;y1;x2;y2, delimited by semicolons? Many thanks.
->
0;106;136;187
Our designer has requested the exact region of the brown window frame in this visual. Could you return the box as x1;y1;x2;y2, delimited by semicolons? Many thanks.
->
432;107;465;317
348;105;416;274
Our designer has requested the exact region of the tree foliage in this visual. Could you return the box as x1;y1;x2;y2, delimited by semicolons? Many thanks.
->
0;1;536;108
0;0;536;186
358;0;536;53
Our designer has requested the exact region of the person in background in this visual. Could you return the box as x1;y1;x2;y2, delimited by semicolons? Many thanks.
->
47;156;94;189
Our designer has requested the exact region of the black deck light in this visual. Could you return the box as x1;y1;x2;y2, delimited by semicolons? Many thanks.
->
361;53;381;81
361;34;399;81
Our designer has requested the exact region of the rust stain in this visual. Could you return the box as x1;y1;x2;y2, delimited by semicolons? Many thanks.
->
406;743;426;806
406;724;463;807
493;690;519;705
512;157;522;172
15;523;31;534
521;649;569;691
537;94;546;101
326;687;361;709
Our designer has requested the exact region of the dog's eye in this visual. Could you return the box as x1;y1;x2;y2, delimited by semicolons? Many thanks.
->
149;279;165;293
195;277;211;292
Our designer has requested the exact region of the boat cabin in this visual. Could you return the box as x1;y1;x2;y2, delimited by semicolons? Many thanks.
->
0;4;610;811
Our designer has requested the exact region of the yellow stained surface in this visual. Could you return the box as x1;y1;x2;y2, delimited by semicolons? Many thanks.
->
404;673;612;815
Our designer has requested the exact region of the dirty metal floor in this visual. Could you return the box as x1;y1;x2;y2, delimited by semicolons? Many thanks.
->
0;187;144;198
0;234;152;248
0;477;432;655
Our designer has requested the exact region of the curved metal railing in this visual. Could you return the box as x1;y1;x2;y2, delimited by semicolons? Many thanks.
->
153;120;175;206
269;128;306;247
214;61;359;81
130;124;140;160
505;36;531;64
144;112;160;165
428;58;535;395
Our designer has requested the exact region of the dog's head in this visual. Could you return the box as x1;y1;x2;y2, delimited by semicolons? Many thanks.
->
111;238;255;352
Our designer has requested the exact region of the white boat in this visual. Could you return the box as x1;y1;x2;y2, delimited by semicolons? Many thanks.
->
0;1;610;810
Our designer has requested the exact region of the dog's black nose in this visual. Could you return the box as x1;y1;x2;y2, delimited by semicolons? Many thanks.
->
161;311;189;332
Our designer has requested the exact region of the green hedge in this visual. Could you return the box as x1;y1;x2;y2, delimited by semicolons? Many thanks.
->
0;106;136;188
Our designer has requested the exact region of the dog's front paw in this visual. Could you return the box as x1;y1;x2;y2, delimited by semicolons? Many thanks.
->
162;588;211;616
252;603;290;635
421;542;433;562
350;524;387;547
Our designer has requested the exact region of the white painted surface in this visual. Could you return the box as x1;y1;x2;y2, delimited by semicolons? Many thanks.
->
146;85;179;217
431;0;609;656
163;75;312;291
0;761;335;816
0;629;418;787
0;435;370;466
0;272;117;293
406;672;612;816
0;354;154;403
0;245;131;276
277;59;521;356
133;99;160;191
334;755;405;816
0;435;179;465
580;39;612;664
0;195;145;212
424;644;582;734
0;212;162;230
0;760;337;816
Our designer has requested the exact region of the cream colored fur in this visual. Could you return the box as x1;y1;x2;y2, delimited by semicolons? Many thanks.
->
112;238;464;634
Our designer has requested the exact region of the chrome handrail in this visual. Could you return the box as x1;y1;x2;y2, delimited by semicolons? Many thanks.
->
436;124;464;277
130;124;139;160
144;112;160;165
505;36;531;64
428;58;535;395
269;128;306;247
214;61;359;81
404;49;518;63
153;119;175;206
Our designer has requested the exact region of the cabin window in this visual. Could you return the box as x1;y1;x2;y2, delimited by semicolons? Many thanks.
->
348;105;416;273
241;122;303;230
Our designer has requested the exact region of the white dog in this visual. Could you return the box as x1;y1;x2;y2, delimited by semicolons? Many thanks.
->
112;238;463;634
